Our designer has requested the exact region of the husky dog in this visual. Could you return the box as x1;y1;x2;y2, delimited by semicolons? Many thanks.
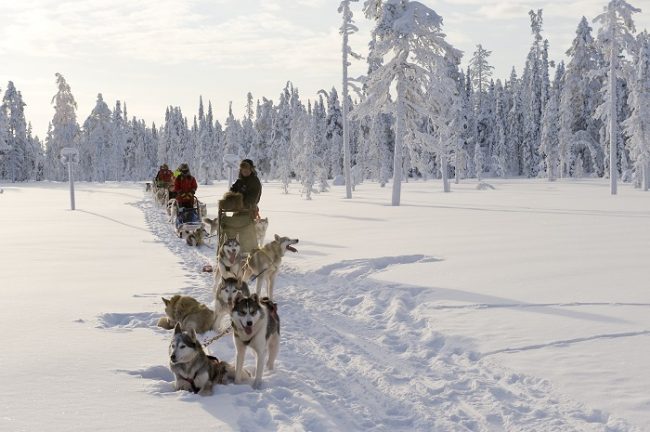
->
216;233;243;279
179;226;208;247
203;217;219;236
167;199;178;223
169;323;241;395
231;294;280;389
241;234;299;300
255;217;269;247
214;277;250;330
157;295;216;334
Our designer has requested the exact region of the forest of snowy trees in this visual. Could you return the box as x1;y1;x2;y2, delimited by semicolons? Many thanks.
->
1;0;649;196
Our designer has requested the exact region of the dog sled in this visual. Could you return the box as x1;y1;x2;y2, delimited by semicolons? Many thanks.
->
216;194;258;255
176;197;208;246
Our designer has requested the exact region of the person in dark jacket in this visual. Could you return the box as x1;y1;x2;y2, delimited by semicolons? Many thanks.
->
230;159;262;219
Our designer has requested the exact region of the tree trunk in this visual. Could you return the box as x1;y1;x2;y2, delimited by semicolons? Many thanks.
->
609;10;618;195
341;4;352;199
392;77;405;206
441;136;450;192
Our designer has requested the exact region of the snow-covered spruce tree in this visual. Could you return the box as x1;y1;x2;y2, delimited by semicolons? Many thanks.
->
0;81;28;182
160;106;188;172
623;31;650;190
357;0;461;204
594;0;640;194
492;79;508;178
506;68;524;176
45;73;79;181
271;83;294;193
25;124;44;181
311;95;330;192
321;87;343;181
224;101;243;160
559;17;604;178
110;101;127;181
0;90;10;180
241;92;258;159
193;97;217;185
540;62;565;181
339;0;363;198
469;45;494;180
291;105;320;200
253;97;274;180
519;10;549;178
80;93;112;181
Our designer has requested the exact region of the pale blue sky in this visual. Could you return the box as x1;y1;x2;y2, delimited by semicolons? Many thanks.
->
1;0;648;139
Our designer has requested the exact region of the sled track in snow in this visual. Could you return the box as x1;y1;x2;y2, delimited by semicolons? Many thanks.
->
136;193;639;432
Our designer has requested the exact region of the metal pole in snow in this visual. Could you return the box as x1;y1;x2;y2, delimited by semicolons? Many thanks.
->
68;159;75;210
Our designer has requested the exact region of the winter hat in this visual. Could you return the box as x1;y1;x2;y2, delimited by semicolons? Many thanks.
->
240;159;255;169
179;163;190;173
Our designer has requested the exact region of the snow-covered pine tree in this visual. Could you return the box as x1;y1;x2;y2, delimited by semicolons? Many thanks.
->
506;68;524;176
469;45;494;181
492;79;508;177
357;0;461;205
623;31;650;191
339;0;363;199
111;101;126;181
271;83;294;193
519;10;548;178
322;87;343;181
45;73;79;181
559;17;604;179
253;98;274;180
80;93;112;182
594;0;641;194
0;82;28;182
540;62;565;181
224;101;244;160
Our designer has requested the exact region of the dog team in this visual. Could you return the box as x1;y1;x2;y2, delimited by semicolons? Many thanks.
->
154;159;299;394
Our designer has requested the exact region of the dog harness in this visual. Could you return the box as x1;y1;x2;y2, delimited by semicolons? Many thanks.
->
179;355;221;394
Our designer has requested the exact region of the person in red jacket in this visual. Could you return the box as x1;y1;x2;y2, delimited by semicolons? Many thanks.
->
173;163;197;208
154;164;174;189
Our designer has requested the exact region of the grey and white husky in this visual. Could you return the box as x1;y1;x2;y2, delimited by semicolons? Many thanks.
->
231;294;280;389
215;233;244;280
255;217;269;247
168;323;240;396
241;234;299;300
214;277;250;330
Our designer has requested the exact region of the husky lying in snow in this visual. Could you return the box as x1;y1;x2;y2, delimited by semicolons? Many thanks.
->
157;295;215;334
231;294;280;389
168;323;244;395
178;225;208;247
241;234;299;300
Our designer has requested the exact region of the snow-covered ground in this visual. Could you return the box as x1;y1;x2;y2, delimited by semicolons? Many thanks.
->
1;178;649;431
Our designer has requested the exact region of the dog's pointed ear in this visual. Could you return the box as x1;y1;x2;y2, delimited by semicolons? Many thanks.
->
189;328;197;341
174;322;182;334
274;234;280;241
162;297;170;306
235;232;240;242
251;293;260;303
234;291;244;303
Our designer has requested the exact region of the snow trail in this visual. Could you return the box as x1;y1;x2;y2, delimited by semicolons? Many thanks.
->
101;192;639;431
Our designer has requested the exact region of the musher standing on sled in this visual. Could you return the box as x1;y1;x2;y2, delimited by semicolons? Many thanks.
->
230;159;262;220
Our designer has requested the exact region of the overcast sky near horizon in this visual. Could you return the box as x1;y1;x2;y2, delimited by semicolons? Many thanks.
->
1;0;648;139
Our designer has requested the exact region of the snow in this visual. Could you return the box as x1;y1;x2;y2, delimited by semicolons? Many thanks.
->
1;178;649;431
